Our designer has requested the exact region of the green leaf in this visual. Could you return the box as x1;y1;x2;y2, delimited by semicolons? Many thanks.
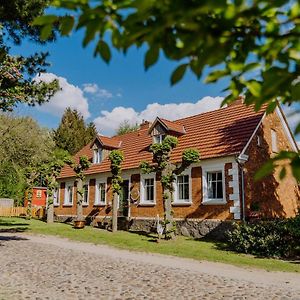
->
94;40;111;63
40;24;53;40
291;82;300;101
245;80;262;97
170;64;188;85
266;101;277;114
254;160;274;181
279;167;286;180
144;46;159;70
59;16;75;36
205;70;228;83
33;15;58;26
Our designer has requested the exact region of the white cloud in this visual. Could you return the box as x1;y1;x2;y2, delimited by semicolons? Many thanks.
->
94;96;223;135
34;73;90;119
83;83;113;99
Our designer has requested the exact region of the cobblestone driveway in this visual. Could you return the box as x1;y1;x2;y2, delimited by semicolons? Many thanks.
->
0;233;299;300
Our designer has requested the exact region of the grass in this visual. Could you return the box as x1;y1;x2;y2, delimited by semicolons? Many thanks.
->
1;217;299;273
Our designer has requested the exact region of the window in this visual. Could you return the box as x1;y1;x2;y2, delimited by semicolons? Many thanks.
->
82;184;89;206
36;190;42;198
202;164;225;205
175;175;190;203
53;188;59;206
64;183;74;205
207;171;223;200
141;176;155;204
271;129;278;153
257;135;262;147
153;134;165;144
95;182;106;205
93;148;102;164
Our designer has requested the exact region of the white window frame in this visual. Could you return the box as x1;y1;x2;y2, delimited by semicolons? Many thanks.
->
173;169;192;205
140;173;156;205
64;182;74;206
94;180;106;206
53;187;60;206
271;129;278;153
153;134;165;144
82;182;89;206
93;148;103;164
202;163;226;205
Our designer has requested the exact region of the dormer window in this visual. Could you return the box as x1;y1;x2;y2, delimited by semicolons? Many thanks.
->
153;134;165;144
93;148;102;164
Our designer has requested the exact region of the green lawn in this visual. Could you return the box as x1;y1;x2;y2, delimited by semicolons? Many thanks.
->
1;217;299;273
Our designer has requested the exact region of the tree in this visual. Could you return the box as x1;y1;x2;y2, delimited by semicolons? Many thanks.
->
35;0;300;179
140;136;199;239
0;113;55;203
66;156;91;222
41;149;70;223
108;150;124;232
115;120;139;135
0;1;59;111
54;108;97;155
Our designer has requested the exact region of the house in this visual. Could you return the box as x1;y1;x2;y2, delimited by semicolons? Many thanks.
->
24;187;47;207
54;100;300;236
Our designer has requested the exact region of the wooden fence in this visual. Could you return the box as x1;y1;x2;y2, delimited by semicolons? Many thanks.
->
0;207;44;218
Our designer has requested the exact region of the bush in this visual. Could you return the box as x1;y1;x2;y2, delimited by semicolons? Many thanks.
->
226;216;300;258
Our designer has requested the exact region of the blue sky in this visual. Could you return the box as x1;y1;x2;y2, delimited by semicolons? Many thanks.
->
14;29;299;138
15;30;231;135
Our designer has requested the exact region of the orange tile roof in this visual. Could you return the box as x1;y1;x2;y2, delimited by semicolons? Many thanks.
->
59;102;265;179
95;135;122;149
148;117;185;135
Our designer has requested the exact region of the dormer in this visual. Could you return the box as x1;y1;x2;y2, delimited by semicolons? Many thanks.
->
148;117;186;143
90;135;122;164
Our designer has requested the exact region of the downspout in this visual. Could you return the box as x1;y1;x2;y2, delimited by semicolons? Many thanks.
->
236;154;249;222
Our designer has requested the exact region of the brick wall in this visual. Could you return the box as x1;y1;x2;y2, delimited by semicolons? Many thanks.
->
244;111;300;218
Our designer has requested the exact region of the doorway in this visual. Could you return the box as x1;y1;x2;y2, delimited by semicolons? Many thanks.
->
119;180;129;217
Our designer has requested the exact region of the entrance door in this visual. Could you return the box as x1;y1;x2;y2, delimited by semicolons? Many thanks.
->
119;180;129;217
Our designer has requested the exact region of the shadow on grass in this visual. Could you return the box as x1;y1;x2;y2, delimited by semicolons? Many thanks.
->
128;230;158;243
0;218;29;233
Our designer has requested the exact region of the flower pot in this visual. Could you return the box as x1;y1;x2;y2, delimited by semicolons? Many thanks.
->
73;220;86;229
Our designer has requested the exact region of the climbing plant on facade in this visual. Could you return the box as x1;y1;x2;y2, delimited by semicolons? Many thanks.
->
140;136;200;239
108;150;124;233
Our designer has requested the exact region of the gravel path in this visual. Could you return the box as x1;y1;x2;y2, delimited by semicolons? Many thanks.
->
0;232;300;300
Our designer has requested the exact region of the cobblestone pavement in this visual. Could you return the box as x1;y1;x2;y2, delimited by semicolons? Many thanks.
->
0;233;299;300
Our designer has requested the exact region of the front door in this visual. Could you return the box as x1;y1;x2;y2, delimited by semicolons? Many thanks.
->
119;180;129;217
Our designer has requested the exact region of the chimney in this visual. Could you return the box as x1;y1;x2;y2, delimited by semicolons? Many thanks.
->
139;120;151;130
227;95;245;107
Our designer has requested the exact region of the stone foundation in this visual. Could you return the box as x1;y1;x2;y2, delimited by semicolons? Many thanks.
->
54;215;234;240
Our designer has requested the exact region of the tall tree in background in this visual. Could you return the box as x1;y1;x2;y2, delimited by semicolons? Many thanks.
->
0;1;59;112
36;0;300;179
115;120;139;136
54;108;97;155
0;113;55;203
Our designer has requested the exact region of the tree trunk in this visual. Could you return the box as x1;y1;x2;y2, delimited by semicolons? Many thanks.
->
76;179;83;221
162;164;175;239
112;192;118;232
163;189;175;239
47;202;54;223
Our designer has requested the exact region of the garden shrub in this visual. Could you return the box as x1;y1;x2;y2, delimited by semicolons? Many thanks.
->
226;215;300;258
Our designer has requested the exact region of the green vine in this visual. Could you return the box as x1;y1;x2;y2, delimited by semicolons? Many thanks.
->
66;155;90;214
140;135;200;239
109;150;124;194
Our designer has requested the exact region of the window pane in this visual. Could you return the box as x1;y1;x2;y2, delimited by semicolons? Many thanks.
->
217;172;222;181
217;181;223;198
83;185;88;204
144;178;154;201
98;183;105;203
177;175;189;201
207;171;223;200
